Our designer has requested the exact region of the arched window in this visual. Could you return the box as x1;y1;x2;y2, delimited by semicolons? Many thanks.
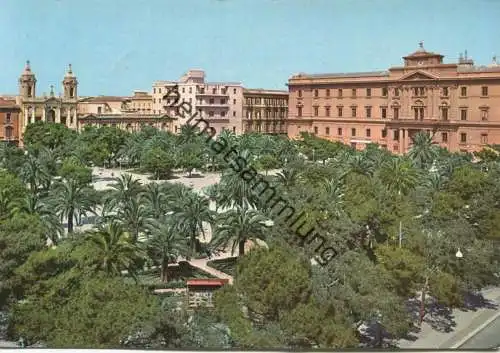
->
440;101;449;121
5;126;13;139
413;100;425;120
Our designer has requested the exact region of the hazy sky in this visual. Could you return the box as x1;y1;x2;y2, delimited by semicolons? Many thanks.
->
0;0;498;96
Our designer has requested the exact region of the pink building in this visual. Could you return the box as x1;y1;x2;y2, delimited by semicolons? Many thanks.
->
287;43;500;154
152;69;244;135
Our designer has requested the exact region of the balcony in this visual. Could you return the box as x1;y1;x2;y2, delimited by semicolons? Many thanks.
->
197;103;229;109
196;92;229;98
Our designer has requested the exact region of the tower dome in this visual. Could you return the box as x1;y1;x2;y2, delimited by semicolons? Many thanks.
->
62;64;78;99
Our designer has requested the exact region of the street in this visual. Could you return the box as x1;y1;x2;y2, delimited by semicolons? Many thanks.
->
459;315;500;349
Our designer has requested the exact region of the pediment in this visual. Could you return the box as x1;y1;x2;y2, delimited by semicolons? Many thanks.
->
399;70;439;81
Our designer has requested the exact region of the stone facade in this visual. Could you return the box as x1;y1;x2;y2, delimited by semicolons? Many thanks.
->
287;43;500;154
243;89;288;135
16;61;78;145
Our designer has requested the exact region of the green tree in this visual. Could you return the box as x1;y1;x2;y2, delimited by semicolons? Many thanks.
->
141;147;176;180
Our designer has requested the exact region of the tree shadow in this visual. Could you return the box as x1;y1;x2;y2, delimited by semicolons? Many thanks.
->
405;297;456;333
460;291;498;311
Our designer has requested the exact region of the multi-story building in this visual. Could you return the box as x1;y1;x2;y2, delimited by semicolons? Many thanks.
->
0;98;21;145
152;69;244;135
243;89;288;135
16;61;79;144
287;42;500;154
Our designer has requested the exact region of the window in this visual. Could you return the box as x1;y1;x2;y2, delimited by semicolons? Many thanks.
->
297;107;302;117
394;88;400;97
443;87;449;96
381;107;387;119
393;130;399;141
314;106;319;116
159;88;162;94
382;87;388;97
351;128;356;136
338;127;342;135
220;99;226;104
314;89;319;97
338;107;343;117
351;88;356;97
221;111;226;117
232;126;236;133
209;98;214;104
326;127;330;135
314;126;318;134
382;129;387;138
233;99;236;104
5;113;11;124
419;87;425;96
97;107;102;114
366;107;372;118
351;107;357;117
393;107;399;119
189;87;192;94
366;128;371;137
460;133;467;143
298;90;302;98
481;133;488;144
233;88;237;94
414;108;419;120
481;110;488;121
442;132;448;143
153;88;156;94
212;88;216;94
233;111;236;117
366;88;371;97
326;89;330;97
461;87;467;96
209;111;214;117
325;106;330;117
482;86;488;96
461;109;467;121
413;87;419;96
338;89;343;98
441;107;448;120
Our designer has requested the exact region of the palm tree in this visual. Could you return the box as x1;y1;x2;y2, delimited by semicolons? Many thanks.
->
107;173;143;210
86;221;144;278
141;182;168;219
118;196;149;243
145;217;188;282
378;158;420;196
49;179;94;234
211;203;269;256
171;190;213;259
0;188;16;221
16;193;64;245
19;153;50;195
408;131;439;170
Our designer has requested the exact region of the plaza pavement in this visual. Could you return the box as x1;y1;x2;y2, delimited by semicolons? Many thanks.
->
397;287;500;348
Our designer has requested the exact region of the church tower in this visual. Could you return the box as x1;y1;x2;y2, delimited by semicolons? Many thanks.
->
18;60;36;99
62;64;78;99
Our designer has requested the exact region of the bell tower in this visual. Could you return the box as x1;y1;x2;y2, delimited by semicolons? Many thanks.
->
62;64;78;99
18;60;36;99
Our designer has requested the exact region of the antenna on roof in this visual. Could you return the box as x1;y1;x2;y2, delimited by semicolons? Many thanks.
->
464;50;468;60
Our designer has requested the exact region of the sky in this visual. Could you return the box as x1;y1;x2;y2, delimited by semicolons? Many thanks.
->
0;0;499;96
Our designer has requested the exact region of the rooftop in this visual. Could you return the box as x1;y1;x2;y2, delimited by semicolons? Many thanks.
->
291;71;389;79
244;88;288;94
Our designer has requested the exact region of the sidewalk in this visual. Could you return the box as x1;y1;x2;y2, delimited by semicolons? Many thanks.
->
398;287;500;348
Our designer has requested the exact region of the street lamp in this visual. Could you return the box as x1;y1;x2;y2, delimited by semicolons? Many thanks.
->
456;248;463;259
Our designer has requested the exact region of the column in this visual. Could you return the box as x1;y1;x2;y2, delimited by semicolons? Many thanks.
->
399;128;404;154
56;108;61;124
31;107;35;125
42;108;46;122
73;109;77;129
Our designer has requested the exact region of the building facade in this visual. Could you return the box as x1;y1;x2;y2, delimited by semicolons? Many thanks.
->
0;98;21;145
16;61;79;144
242;89;288;135
152;69;244;135
287;43;500;154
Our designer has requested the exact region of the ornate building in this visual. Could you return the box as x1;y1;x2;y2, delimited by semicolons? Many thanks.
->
16;61;79;144
287;43;500;154
243;89;288;135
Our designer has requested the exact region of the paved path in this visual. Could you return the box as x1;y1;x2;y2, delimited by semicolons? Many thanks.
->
398;287;500;348
459;314;500;349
